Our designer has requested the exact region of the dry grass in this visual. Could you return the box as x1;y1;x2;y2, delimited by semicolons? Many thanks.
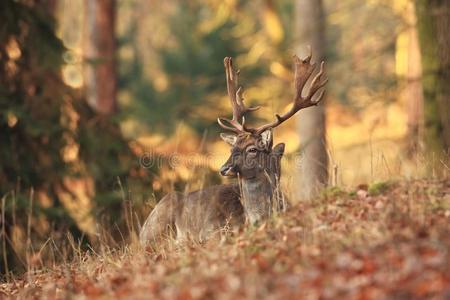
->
1;179;450;299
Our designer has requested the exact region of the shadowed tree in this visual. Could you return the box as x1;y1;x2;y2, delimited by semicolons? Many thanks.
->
415;0;450;161
295;0;328;200
0;0;150;276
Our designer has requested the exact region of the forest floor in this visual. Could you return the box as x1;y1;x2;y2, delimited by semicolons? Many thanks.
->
1;179;450;299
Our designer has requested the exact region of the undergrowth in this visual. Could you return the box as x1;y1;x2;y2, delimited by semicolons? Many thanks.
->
1;179;450;299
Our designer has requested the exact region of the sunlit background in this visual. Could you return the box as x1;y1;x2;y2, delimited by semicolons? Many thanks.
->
59;0;421;185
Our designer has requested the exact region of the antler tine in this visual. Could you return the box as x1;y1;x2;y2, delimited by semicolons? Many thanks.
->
254;52;328;135
308;61;328;101
217;57;260;134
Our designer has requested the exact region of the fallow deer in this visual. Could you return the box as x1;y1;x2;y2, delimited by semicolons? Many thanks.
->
139;51;327;246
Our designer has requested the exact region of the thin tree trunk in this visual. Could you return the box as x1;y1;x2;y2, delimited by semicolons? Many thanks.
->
295;0;328;200
83;0;117;114
416;0;450;160
405;1;424;155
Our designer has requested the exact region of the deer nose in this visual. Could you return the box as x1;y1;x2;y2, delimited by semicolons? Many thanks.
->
220;165;236;176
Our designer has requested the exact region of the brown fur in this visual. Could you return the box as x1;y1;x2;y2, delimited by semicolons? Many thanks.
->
139;184;244;245
139;132;286;247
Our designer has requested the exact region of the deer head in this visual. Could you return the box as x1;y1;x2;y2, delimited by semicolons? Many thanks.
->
218;50;328;181
219;130;285;180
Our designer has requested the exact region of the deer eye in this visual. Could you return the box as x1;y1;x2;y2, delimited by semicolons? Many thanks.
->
247;147;258;153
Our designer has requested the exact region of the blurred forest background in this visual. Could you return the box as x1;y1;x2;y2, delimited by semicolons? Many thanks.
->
1;0;449;276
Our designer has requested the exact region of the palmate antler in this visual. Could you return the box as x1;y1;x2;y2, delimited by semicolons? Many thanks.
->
218;50;328;135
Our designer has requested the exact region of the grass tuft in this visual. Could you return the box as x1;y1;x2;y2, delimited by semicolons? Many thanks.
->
368;181;391;196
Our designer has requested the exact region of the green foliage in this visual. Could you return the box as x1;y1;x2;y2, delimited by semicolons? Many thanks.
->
117;1;287;136
320;186;348;198
117;0;403;142
368;181;390;196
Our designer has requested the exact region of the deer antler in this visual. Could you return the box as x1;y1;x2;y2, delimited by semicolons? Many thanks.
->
218;50;327;135
217;57;260;134
253;50;328;134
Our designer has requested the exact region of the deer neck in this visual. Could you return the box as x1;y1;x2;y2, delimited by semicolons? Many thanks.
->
240;172;279;225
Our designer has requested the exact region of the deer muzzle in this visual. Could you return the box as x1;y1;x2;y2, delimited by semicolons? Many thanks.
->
220;164;237;177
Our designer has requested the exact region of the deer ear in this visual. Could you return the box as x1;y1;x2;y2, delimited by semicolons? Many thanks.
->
220;133;237;146
260;129;273;149
273;143;285;157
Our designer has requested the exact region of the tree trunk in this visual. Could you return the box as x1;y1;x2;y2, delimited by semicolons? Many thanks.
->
415;0;450;159
294;0;328;200
404;1;424;155
83;0;117;114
